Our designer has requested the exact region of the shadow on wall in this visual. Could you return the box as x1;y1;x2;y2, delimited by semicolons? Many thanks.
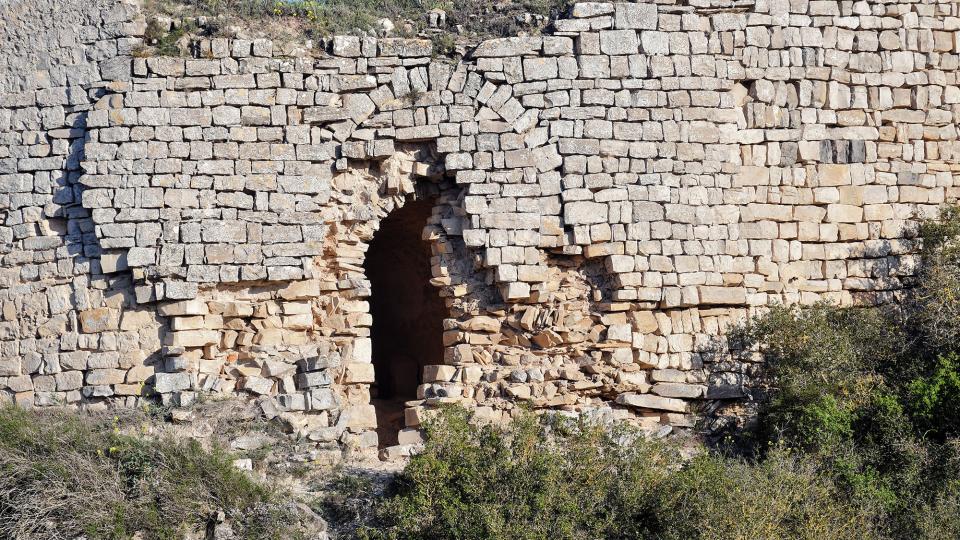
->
0;0;168;407
364;194;447;447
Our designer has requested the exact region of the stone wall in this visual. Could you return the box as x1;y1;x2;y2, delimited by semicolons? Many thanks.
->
3;0;960;459
0;0;150;407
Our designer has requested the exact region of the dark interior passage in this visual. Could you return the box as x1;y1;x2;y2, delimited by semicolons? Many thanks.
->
364;197;446;447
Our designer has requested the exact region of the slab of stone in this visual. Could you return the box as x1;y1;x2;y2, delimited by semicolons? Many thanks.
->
614;2;657;29
616;392;688;412
79;308;119;333
472;37;542;57
698;286;747;305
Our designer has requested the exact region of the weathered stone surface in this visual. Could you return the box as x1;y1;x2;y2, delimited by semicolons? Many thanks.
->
344;405;378;429
153;372;191;393
563;201;608;225
472;37;542;57
599;30;638;55
652;383;705;399
379;38;432;57
616;393;688;412
614;2;657;29
166;330;220;347
698;287;747;305
79;308;119;333
4;0;955;455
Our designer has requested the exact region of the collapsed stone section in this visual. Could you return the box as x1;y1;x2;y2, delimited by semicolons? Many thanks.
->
3;0;960;458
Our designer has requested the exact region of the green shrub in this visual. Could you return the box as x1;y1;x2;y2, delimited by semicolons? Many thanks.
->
656;448;879;540
354;406;879;540
0;405;302;540
730;278;960;535
317;472;379;533
914;487;960;539
912;204;960;354
735;303;901;401
909;353;960;440
358;407;672;540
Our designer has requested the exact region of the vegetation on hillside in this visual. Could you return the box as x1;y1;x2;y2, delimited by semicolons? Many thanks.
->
145;0;573;49
0;406;314;540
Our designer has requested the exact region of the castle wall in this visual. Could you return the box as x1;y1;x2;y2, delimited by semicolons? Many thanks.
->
3;0;960;457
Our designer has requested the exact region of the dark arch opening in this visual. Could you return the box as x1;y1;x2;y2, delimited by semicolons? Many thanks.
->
364;197;446;448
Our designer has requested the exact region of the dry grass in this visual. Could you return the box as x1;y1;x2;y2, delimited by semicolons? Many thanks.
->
143;0;572;52
0;405;312;540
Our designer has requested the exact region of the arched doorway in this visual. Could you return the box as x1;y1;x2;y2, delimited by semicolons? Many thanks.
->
364;196;446;447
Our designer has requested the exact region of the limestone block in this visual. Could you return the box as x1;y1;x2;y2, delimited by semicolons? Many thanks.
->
255;328;285;346
473;37;542;57
606;348;634;364
522;57;559;80
826;204;863;223
309;388;338;411
342;363;376;384
379;38;432;57
334;74;377;94
166;330;219;347
461;316;501;333
0;358;20;376
651;369;686;383
297;371;333;389
277;393;307;411
332;36;362;57
819;164;851;186
79;308;119;333
302;107;351;124
126;247;156;267
158;300;208;317
397;428;425;445
572;2;614;17
616;392;688;412
170;316;205;331
500;282;531;300
113;384;144;396
86;369;126;386
299;354;342;372
698;286;747;305
606;324;632;342
563;201;608;225
344;404;378;429
614;2;657;29
243;376;274;395
542;36;574;55
631;311;659;333
100;252;128;273
599;30;639;55
395;125;441;141
126;364;155;383
652;382;705;399
55;371;84;391
153;372;192;393
352;338;372;363
506;385;532;399
424;365;458;382
640;31;669;55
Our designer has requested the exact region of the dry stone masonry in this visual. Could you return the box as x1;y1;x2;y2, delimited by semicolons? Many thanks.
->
3;0;960;459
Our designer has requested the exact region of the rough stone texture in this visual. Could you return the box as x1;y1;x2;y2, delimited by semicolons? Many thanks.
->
0;0;158;410
3;0;960;458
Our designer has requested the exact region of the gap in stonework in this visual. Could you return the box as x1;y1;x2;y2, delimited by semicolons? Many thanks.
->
364;195;446;448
